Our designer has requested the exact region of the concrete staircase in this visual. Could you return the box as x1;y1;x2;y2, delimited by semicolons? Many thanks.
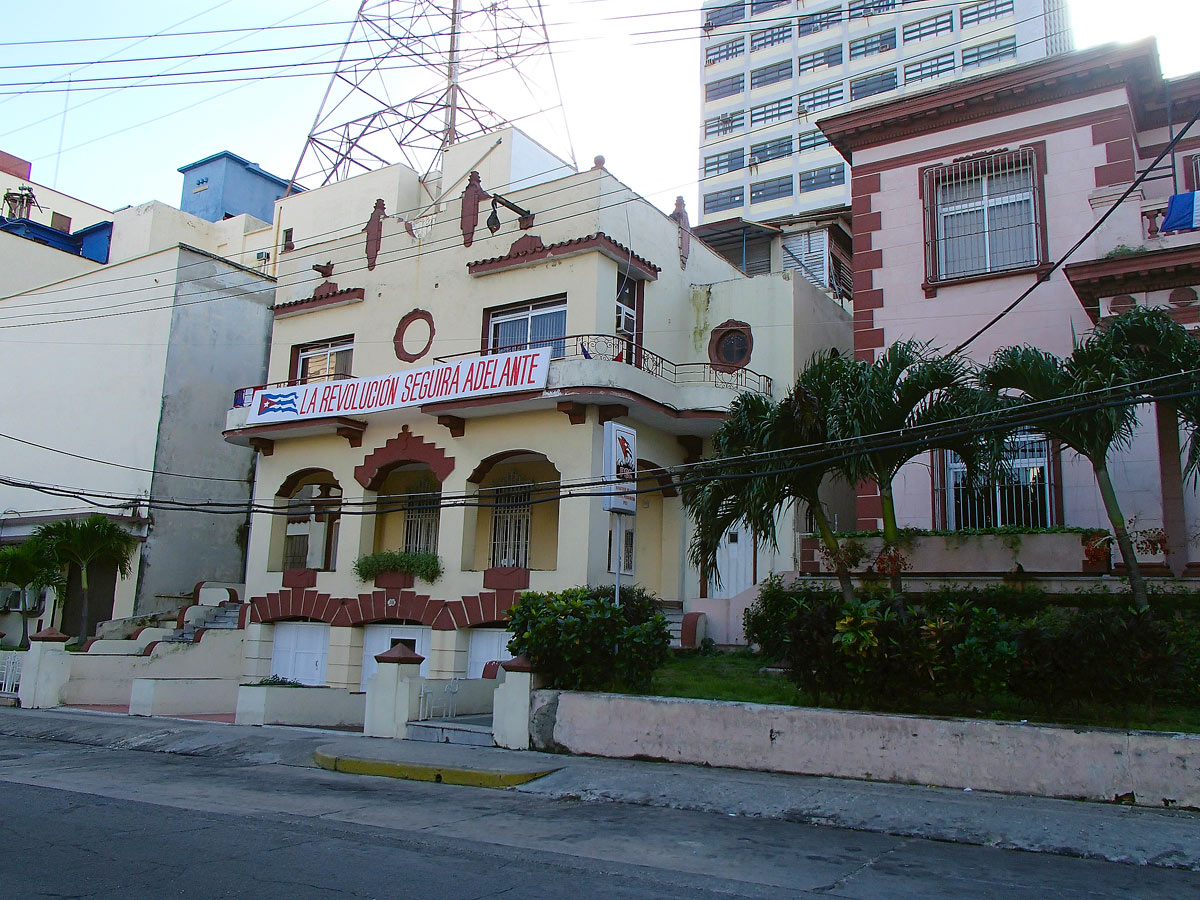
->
165;602;243;643
406;714;494;747
661;600;685;649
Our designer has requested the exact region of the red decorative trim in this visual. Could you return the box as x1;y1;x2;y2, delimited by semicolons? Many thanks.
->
598;404;628;423
29;627;70;643
393;309;436;363
354;425;455;489
374;571;414;590
680;612;704;650
276;467;337;498
467;449;540;485
141;641;161;657
502;655;535;673
271;285;365;317
375;643;424;665
481;660;502;679
467;232;661;281
483;567;529;590
81;639;98;652
249;438;275;456
1064;244;1200;318
557;401;587;424
677;435;702;464
227;417;366;444
437;415;465;437
637;459;678;498
283;568;318;589
707;319;754;373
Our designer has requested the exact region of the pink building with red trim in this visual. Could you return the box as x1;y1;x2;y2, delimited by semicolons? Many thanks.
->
818;39;1200;572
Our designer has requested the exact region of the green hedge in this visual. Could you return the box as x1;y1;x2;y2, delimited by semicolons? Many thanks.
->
352;550;443;583
506;584;671;692
743;577;1197;709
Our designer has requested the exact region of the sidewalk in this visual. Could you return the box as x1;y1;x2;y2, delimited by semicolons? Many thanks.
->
0;706;1196;871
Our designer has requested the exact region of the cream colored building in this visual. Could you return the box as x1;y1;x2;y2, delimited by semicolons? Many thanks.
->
225;128;851;686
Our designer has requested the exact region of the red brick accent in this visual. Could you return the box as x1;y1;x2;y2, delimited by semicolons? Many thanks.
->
282;568;318;589
375;643;424;664
464;593;484;625
373;571;415;590
852;269;874;294
0;151;32;180
799;536;821;574
1094;159;1135;188
354;425;454;490
1091;118;1131;145
481;660;502;679
483;566;530;590
851;195;872;218
855;211;882;235
853;309;875;329
431;606;457;630
502;655;535;673
1105;139;1133;163
852;173;881;197
855;328;885;348
855;289;884;310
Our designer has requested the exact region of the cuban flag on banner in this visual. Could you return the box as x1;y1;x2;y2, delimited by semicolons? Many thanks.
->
1161;192;1200;233
257;391;299;416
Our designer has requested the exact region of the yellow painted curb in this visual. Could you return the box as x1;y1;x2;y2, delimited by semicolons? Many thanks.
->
313;750;557;787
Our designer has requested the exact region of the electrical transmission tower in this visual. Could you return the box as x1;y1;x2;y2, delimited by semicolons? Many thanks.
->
289;0;573;191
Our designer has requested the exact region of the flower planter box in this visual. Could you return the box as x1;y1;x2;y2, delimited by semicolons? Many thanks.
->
373;571;415;590
808;532;1106;576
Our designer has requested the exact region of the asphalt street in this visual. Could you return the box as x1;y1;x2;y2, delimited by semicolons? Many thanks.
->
0;735;1197;899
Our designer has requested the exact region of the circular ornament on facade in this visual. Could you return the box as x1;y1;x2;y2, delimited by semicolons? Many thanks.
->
394;308;436;362
1169;287;1198;308
708;319;754;373
1109;294;1136;315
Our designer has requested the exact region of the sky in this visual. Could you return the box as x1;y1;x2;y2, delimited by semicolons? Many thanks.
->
0;0;1196;218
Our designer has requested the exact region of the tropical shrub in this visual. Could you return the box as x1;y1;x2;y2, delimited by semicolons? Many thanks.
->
506;584;670;692
352;550;443;583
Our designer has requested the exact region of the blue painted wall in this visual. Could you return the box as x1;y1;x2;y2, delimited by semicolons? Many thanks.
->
178;151;297;224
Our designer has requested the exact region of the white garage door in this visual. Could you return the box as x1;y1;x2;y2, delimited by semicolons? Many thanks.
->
271;622;329;686
361;624;431;690
467;628;515;679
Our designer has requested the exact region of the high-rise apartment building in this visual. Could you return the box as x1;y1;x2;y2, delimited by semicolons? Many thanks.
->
696;0;1072;290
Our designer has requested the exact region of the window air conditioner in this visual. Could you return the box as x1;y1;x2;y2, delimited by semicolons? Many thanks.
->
616;307;636;336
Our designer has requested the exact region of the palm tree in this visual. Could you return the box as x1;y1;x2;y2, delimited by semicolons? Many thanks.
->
0;538;62;648
683;353;858;602
983;340;1151;608
36;516;138;643
832;340;989;589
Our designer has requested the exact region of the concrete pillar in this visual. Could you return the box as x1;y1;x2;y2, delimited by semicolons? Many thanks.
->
363;643;424;739
18;628;72;709
491;655;543;750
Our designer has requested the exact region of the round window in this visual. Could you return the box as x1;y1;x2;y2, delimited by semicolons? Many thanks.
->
707;319;754;373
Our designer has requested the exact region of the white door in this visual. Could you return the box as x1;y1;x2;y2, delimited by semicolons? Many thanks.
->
710;527;755;600
467;629;515;679
271;622;329;686
361;625;431;690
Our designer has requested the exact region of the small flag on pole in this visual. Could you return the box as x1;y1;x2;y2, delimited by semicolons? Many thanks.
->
1161;192;1200;232
580;341;593;359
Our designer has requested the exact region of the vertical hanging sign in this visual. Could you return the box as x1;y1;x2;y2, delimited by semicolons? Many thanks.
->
602;421;637;515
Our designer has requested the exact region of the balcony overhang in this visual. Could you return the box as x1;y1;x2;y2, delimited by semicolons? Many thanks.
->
1064;243;1200;323
223;410;367;451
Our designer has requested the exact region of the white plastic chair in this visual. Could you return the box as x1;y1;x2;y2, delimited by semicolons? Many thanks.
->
427;677;460;719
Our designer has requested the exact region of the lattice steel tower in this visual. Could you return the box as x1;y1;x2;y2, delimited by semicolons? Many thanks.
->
289;0;572;190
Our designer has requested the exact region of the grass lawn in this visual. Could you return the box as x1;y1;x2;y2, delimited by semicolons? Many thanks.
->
648;651;1200;734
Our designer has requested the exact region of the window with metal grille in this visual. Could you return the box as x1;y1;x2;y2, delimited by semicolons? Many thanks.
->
706;38;745;65
750;175;794;203
705;110;745;136
797;44;842;74
903;12;952;42
704;148;745;178
962;36;1017;69
797;82;843;114
488;298;567;358
960;0;1014;28
751;23;792;51
905;52;955;83
848;0;896;18
608;524;635;575
706;2;746;28
797;6;842;36
750;96;794;125
751;0;790;14
706;74;745;101
799;164;845;193
489;475;531;569
751;59;793;89
939;431;1053;530
850;69;897;99
781;228;829;286
1191;154;1200;189
283;534;309;570
924;147;1041;282
751;135;793;163
402;476;440;555
849;30;896;60
704;187;745;214
797;130;831;152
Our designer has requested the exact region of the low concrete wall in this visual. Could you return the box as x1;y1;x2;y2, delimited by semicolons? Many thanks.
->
235;683;365;728
530;691;1200;809
423;677;496;716
60;630;245;706
129;677;240;716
